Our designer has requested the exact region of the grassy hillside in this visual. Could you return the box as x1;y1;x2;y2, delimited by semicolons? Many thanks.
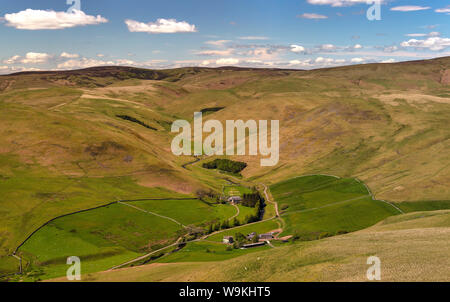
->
271;175;400;239
9;198;237;281
0;57;449;280
62;210;450;282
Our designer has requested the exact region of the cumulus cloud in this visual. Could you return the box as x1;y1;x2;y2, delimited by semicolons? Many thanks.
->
353;44;363;49
60;52;79;59
390;6;430;12
3;55;21;64
21;52;51;64
351;57;365;63
290;45;306;53
5;52;51;64
215;58;239;66
401;37;450;51
298;13;328;19
57;58;111;69
125;18;196;34
381;58;396;63
57;57;142;70
3;9;107;30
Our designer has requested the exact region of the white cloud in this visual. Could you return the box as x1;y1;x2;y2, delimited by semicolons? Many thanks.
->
353;44;362;49
315;57;325;63
196;49;234;56
21;52;51;64
57;58;123;69
381;58;396;63
97;54;105;58
290;45;306;53
0;66;10;74
205;40;231;47
319;44;337;51
238;36;270;40
405;32;440;38
60;52;79;59
3;9;107;30
215;58;239;66
390;6;430;12
299;13;328;19
351;57;365;63
401;37;450;51
289;59;311;66
3;55;21;64
307;0;376;7
382;45;399;52
125;18;196;34
435;6;450;13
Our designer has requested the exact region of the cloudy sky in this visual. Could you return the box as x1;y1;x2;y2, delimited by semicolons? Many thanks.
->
0;0;449;74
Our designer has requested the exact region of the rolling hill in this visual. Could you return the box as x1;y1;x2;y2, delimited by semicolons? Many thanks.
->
0;57;449;280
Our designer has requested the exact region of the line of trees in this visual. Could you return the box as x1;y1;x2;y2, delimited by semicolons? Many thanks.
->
241;193;263;208
116;115;157;131
202;159;247;174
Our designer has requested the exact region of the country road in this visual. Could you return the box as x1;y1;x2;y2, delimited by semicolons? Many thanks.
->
228;204;240;221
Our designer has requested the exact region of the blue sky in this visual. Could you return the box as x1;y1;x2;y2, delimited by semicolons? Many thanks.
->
0;0;449;73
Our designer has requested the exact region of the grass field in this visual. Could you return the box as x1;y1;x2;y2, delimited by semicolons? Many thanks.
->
129;199;236;226
62;210;450;282
395;200;450;213
14;197;237;281
270;175;400;238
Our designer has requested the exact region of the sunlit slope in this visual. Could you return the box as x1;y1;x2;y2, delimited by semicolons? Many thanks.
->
62;210;450;282
270;175;400;238
0;57;449;271
0;86;204;262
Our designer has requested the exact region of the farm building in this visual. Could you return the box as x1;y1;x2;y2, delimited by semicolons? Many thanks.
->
246;232;274;241
259;233;274;241
228;196;242;204
223;236;234;244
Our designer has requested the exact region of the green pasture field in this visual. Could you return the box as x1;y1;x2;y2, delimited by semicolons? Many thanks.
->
270;175;400;238
127;199;237;226
156;241;270;263
395;200;450;213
